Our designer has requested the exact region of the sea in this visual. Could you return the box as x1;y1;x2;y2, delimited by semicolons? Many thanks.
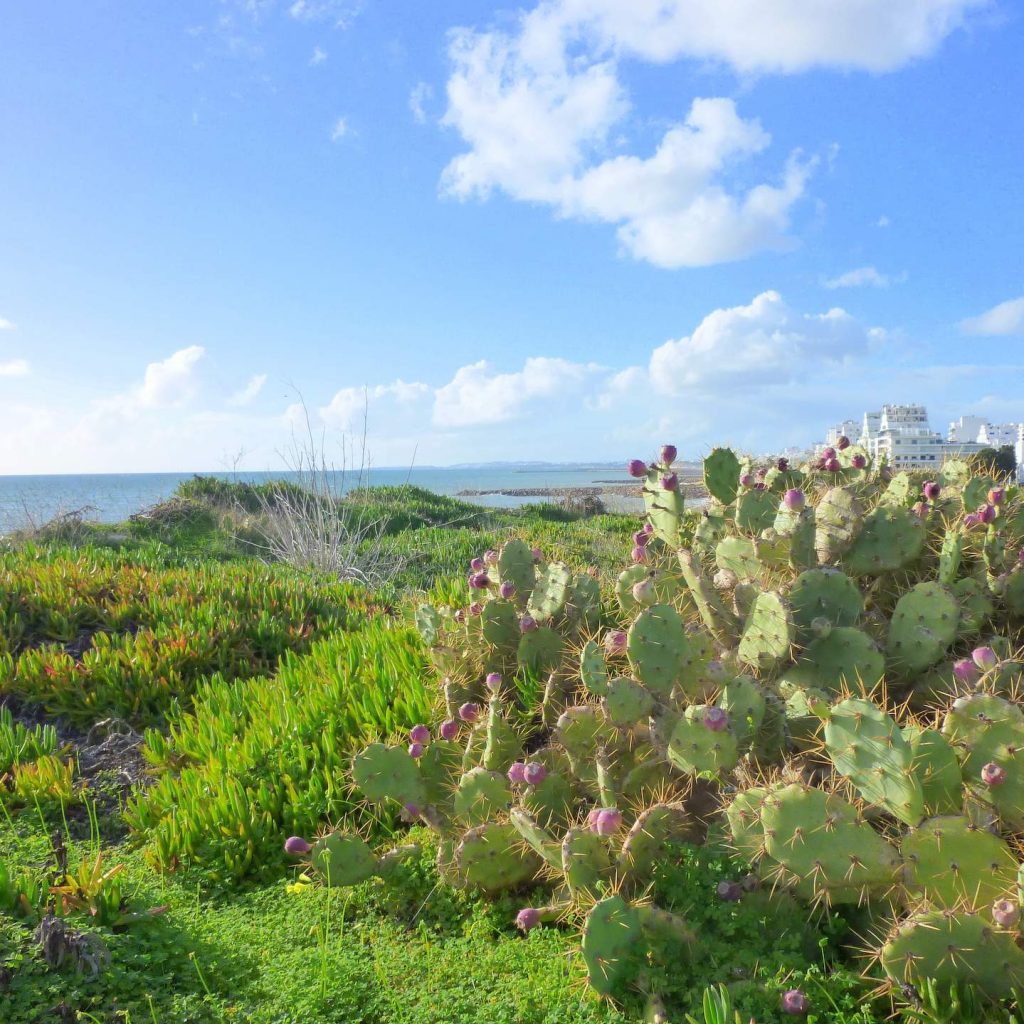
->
0;464;653;535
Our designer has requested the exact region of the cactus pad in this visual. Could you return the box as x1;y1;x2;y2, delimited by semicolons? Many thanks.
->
481;600;521;651
618;803;698;885
508;807;561;869
497;539;536;598
796;627;885;694
352;743;425;807
703;448;741;506
414;604;441;645
310;832;378;887
666;705;739;775
735;488;777;535
815;487;863;563
562;828;615;895
737;590;794;674
455;823;541;893
602;676;656;728
904;726;963;816
678;550;739;644
581;895;643;997
886;582;959;676
454;767;513;825
517;627;564;676
580;640;610;696
715;536;762;580
527;562;572;623
844;506;925;576
627;604;688;697
789;568;862;640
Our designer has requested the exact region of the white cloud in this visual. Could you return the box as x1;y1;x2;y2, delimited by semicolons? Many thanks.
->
0;359;30;377
0;317;15;331
330;116;349;142
439;1;983;267
876;215;891;227
823;265;905;289
960;297;1024;337
137;346;206;408
288;0;361;27
409;82;432;124
310;46;327;66
649;290;881;396
227;373;268;406
320;380;430;430
433;357;604;427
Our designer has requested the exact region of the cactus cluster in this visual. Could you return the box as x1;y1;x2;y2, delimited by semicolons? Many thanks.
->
287;444;1024;1015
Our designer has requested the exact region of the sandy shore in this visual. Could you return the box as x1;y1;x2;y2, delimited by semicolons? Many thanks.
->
456;476;707;512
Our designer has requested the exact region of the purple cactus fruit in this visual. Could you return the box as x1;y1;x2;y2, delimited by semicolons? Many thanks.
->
740;872;760;892
592;808;623;836
660;444;677;465
1019;548;1024;566
469;572;490;590
852;454;867;469
777;458;789;472
643;522;655;535
912;501;930;519
410;724;430;744
783;488;805;511
782;989;809;1016
756;467;767;481
632;578;656;605
633;530;650;547
754;482;766;491
703;707;729;732
516;907;541;932
439;719;459;741
499;581;516;600
989;486;1006;506
982;762;1007;786
716;880;742;902
739;472;755;488
486;672;503;692
631;545;647;564
628;459;647;478
470;556;485;571
408;741;424;759
993;899;1020;928
964;512;982;529
507;761;527;785
837;435;850;450
284;836;311;856
523;762;547;786
660;473;678;491
531;547;543;563
483;549;498;566
519;614;538;633
400;803;420;823
604;630;627;655
923;480;941;501
825;457;841;473
953;658;981;685
822;447;836;460
979;503;997;524
468;601;483;616
458;702;480;723
973;646;999;671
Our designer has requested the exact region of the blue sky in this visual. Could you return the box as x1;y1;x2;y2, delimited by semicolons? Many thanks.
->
1;0;1022;473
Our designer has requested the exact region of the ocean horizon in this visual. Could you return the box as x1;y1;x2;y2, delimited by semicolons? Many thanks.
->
0;463;671;533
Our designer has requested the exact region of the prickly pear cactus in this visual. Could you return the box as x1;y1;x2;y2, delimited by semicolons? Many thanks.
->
703;448;741;506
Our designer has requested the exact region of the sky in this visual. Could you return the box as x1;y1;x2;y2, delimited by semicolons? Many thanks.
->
1;0;1022;474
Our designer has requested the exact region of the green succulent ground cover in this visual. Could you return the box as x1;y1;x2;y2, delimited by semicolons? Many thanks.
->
4;475;1023;1024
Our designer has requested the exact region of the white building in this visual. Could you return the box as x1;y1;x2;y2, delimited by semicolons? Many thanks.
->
948;415;988;444
1017;426;1024;483
979;423;1020;448
868;405;948;468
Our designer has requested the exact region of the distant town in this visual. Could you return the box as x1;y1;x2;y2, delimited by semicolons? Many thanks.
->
786;404;1022;479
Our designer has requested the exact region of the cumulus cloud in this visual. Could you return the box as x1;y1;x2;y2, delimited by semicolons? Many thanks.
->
960;297;1024;337
288;0;361;27
0;317;15;331
310;46;327;66
137;346;206;409
227;373;268;407
320;380;430;430
648;291;882;396
438;0;981;266
330;116;349;142
823;266;905;289
0;359;30;377
433;357;604;427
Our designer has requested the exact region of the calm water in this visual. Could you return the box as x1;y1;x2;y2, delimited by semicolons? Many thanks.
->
0;465;648;534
